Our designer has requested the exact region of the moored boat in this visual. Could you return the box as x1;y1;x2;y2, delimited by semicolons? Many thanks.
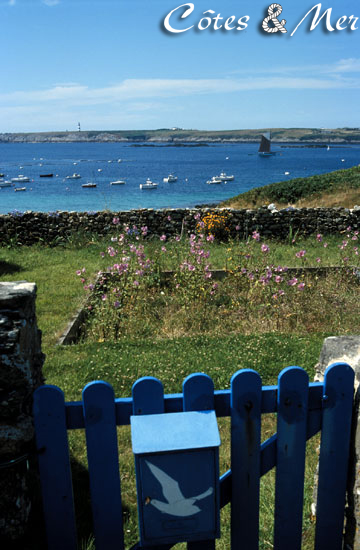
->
110;180;126;185
14;187;27;192
206;176;222;184
218;172;234;181
11;175;30;183
163;174;178;183
0;181;12;188
66;173;81;179
40;173;54;178
140;178;158;190
82;182;97;188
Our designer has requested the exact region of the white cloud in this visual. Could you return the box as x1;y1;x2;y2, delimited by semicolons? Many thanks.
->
0;74;359;110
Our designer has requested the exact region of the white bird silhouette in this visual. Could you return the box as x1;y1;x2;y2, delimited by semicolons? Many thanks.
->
145;460;213;517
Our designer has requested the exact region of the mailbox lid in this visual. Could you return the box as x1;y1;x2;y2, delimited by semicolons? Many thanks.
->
131;410;220;455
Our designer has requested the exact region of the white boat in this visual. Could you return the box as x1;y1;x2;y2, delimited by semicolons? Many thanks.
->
206;176;222;184
66;173;81;180
0;181;12;187
140;178;158;190
110;180;126;185
82;182;96;188
11;175;30;183
163;174;178;183
14;187;26;192
218;172;234;181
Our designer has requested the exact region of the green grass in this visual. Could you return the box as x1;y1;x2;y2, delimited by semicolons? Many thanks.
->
0;237;347;549
220;165;360;208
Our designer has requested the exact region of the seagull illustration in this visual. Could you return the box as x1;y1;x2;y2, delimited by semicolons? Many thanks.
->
145;460;213;517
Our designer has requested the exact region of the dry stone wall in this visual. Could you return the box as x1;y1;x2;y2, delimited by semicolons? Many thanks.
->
0;282;45;544
0;207;360;245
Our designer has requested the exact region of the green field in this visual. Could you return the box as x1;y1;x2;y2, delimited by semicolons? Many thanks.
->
1;222;357;548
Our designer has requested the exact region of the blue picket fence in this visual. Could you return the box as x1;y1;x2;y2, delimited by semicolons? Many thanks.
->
32;362;354;550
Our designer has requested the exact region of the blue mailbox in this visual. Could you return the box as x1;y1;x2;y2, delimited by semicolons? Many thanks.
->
131;410;221;546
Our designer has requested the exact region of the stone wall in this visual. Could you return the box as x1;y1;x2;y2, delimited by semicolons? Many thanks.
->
314;336;360;550
0;206;360;246
0;282;45;544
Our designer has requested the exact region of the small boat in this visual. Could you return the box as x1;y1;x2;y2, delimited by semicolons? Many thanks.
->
140;178;158;190
14;187;26;192
163;174;178;183
110;180;126;185
218;172;234;181
66;173;81;179
258;132;275;156
206;176;222;184
284;171;290;175
327;145;330;151
11;175;30;182
0;173;4;178
40;173;54;178
82;183;97;188
0;180;12;187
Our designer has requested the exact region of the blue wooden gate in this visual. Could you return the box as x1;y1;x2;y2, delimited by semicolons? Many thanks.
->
32;362;354;550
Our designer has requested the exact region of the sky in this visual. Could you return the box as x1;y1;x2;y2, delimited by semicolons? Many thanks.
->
0;0;359;132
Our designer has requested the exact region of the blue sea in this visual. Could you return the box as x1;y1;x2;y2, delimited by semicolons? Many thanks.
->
0;142;359;214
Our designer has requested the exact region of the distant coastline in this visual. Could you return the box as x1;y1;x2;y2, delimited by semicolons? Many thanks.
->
1;127;360;144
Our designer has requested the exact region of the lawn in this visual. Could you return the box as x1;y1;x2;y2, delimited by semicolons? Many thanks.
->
1;224;357;549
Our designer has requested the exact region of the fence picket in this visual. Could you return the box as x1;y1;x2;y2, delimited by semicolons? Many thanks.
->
132;376;164;415
273;367;309;550
33;385;77;550
82;382;124;550
230;369;262;550
315;363;355;550
183;373;216;550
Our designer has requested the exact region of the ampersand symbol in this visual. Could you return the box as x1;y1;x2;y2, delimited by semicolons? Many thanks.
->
262;3;287;33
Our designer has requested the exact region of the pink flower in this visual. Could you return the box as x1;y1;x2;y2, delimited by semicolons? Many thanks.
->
101;294;107;301
288;278;298;286
167;215;172;221
295;250;306;258
275;275;283;283
323;243;328;248
133;280;140;287
316;234;322;242
235;225;240;231
298;282;305;290
252;231;260;241
175;235;181;242
161;246;167;252
278;289;285;296
160;234;166;242
114;301;120;308
261;244;269;253
206;234;215;242
113;217;120;225
316;257;321;263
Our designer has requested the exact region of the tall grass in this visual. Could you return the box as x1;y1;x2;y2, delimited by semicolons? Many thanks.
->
1;222;355;549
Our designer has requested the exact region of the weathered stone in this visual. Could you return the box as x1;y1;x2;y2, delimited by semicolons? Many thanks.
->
314;336;360;550
0;282;45;542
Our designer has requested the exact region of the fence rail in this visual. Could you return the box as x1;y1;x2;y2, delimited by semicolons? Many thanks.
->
33;362;354;550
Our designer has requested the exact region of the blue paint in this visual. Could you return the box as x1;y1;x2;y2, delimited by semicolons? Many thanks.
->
33;364;354;550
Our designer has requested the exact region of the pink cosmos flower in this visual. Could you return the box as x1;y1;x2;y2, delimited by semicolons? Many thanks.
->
298;282;305;290
288;278;298;286
261;244;269;253
160;234;166;242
